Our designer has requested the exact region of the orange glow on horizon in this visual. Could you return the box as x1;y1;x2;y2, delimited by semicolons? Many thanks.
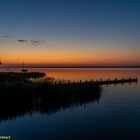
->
1;41;140;66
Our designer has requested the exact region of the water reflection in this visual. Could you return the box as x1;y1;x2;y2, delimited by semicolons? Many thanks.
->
0;86;102;122
0;81;137;123
1;68;139;81
0;68;139;140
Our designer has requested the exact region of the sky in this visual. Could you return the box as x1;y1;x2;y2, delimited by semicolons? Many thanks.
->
0;0;140;67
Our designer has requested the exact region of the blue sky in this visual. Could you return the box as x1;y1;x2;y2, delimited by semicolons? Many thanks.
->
0;0;140;66
0;0;140;42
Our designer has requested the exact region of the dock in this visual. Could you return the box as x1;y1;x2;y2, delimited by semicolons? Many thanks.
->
94;77;138;85
82;77;138;86
62;77;138;86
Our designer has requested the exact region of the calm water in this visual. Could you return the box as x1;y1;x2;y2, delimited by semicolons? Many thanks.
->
0;68;140;140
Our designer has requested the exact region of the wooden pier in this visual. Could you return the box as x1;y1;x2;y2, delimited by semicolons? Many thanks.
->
95;78;137;85
83;77;138;86
57;77;138;87
61;77;138;86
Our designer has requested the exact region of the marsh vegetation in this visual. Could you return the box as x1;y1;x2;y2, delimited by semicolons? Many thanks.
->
0;72;102;121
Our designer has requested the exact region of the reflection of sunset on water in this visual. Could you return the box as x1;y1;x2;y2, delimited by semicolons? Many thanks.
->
31;68;140;81
1;68;139;81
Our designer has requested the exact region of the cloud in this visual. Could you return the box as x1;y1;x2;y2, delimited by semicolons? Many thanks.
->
17;39;51;47
17;39;29;43
0;35;14;38
30;40;45;45
0;34;53;47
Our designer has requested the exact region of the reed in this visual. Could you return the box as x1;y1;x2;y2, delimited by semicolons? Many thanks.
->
0;72;102;121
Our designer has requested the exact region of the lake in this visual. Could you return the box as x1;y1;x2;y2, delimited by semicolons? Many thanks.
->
0;68;140;140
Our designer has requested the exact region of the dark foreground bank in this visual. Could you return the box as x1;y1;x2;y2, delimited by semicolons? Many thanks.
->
0;72;101;121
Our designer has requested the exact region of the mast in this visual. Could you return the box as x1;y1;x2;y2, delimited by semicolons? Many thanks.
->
21;62;28;72
22;62;24;68
0;61;1;65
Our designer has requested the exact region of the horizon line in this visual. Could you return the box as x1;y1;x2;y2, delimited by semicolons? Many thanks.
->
0;65;140;69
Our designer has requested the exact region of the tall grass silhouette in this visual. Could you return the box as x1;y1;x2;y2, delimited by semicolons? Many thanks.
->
0;72;102;121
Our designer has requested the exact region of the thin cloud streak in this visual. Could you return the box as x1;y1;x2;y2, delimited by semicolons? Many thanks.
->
0;34;52;47
0;35;14;38
17;39;52;47
17;39;29;43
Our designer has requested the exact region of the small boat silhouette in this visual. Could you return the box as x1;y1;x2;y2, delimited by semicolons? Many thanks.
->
21;62;28;72
21;69;28;72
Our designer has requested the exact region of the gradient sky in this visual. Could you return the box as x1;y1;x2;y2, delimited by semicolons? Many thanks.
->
0;0;140;67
